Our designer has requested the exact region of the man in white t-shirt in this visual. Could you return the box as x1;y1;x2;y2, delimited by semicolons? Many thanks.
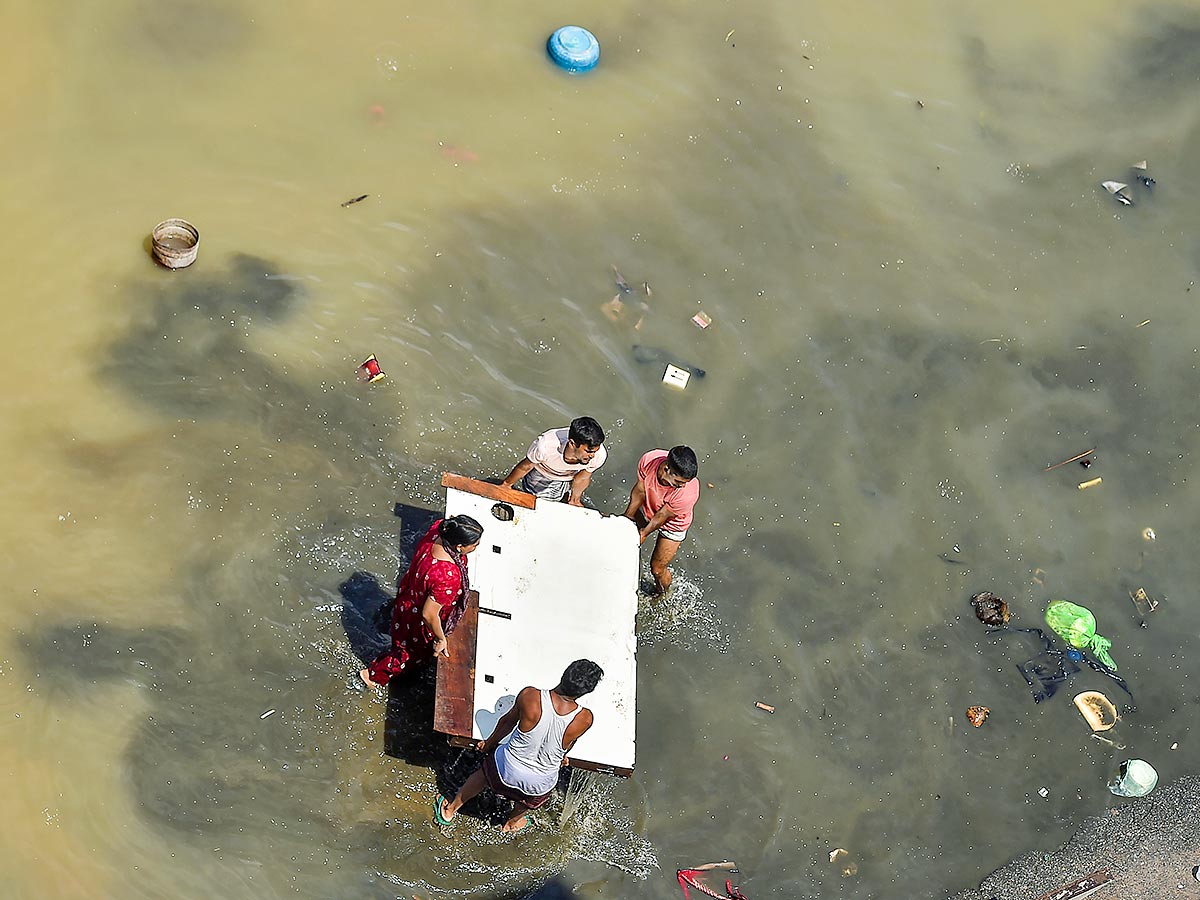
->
499;416;607;506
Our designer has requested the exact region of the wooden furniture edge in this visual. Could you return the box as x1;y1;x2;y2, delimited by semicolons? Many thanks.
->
434;589;479;738
443;737;632;778
441;473;536;509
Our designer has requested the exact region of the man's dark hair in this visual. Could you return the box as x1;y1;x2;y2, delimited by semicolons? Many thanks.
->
568;416;605;449
559;659;604;698
666;445;698;480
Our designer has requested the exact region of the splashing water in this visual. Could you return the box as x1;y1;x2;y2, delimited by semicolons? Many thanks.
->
636;575;729;652
559;767;597;828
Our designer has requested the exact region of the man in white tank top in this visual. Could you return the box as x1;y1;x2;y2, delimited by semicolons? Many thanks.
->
436;659;604;833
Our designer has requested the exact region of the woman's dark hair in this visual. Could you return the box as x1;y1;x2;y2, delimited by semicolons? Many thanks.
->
559;659;604;698
439;514;483;549
666;445;698;480
568;416;605;448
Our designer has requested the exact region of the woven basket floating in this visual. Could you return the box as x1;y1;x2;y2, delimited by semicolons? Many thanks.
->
151;218;199;269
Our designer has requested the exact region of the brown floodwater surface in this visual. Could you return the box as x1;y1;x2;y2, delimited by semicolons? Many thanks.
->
4;0;1200;897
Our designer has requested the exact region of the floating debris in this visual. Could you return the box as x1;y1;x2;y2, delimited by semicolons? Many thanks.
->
1129;587;1158;617
692;311;713;329
1101;181;1134;206
612;264;632;294
754;701;775;714
1132;160;1155;188
357;354;386;383
970;591;1010;626
827;848;856;876
632;345;706;377
663;364;691;389
1038;787;1049;798
1045;448;1096;472
1032;870;1112;900
439;143;479;164
260;709;276;719
966;705;989;727
601;295;626;322
1109;759;1157;797
1074;691;1117;732
642;281;652;299
1141;527;1156;542
677;861;746;900
1077;476;1103;490
341;194;369;207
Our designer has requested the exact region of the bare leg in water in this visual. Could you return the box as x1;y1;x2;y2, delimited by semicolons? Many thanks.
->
441;767;487;822
649;534;682;595
442;767;532;831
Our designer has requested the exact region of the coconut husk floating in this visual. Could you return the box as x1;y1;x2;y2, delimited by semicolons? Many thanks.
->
970;591;1010;626
1074;691;1118;732
1101;180;1134;206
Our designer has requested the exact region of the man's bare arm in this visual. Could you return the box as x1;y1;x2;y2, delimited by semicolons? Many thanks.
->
500;458;535;488
479;687;538;752
638;505;672;544
622;480;646;519
567;470;592;506
560;707;595;766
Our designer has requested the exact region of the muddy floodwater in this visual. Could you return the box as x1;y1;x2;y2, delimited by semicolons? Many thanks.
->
5;1;1200;898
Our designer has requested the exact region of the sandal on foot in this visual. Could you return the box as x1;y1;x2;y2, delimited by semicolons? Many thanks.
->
433;794;455;827
503;817;533;835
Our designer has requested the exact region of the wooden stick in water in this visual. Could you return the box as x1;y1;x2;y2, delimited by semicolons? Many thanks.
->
1044;448;1096;472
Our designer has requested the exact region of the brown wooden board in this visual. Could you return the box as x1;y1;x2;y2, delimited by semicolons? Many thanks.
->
434;590;479;739
440;473;536;510
1033;870;1112;900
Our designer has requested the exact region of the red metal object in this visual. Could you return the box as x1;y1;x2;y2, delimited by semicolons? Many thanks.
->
357;354;385;383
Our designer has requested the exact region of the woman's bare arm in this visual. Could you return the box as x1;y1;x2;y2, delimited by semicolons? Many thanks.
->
422;595;449;657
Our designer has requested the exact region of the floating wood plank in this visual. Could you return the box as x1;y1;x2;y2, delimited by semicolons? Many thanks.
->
440;473;536;509
1033;870;1113;900
434;475;638;776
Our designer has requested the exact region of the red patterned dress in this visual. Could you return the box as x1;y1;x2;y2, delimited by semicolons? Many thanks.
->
365;519;469;686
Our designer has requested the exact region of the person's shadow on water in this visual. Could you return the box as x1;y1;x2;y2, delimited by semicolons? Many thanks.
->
338;502;450;769
338;569;451;770
338;571;392;665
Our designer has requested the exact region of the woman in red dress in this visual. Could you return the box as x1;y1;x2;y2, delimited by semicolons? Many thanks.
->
361;514;484;687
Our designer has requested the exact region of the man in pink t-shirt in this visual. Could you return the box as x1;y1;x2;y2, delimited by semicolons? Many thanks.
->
621;446;700;595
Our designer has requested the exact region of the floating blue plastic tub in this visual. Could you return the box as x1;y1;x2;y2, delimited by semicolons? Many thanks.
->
547;26;600;73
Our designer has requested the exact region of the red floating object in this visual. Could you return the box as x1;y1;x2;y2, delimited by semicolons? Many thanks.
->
357;354;386;383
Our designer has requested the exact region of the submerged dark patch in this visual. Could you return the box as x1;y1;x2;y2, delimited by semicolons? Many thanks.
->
1131;10;1200;85
126;0;251;64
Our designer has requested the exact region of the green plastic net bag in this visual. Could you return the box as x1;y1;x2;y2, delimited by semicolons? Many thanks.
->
1045;600;1117;670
